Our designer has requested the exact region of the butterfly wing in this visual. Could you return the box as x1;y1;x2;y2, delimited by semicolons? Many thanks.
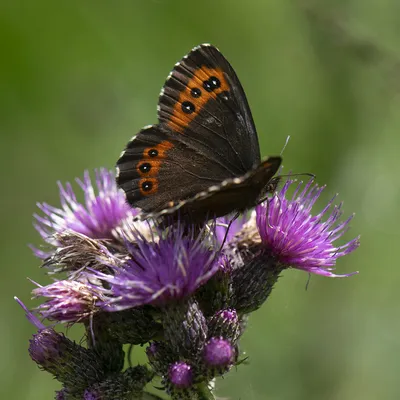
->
140;157;282;223
117;124;240;213
158;44;261;175
116;44;281;219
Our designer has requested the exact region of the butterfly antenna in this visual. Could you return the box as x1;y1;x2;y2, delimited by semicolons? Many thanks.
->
278;172;316;180
280;135;291;156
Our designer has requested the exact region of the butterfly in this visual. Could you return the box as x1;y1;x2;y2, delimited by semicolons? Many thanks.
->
116;44;282;223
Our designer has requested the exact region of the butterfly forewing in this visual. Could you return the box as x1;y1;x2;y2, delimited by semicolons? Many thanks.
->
158;44;261;173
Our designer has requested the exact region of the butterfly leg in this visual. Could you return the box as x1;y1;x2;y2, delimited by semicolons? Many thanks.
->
218;212;240;250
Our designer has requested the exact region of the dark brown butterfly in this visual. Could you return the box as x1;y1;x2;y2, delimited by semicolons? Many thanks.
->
116;44;281;223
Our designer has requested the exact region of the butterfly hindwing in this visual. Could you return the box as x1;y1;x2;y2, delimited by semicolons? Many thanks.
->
140;157;282;222
116;125;241;213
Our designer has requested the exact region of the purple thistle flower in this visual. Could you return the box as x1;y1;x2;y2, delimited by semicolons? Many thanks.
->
16;298;106;389
15;297;66;367
256;179;360;277
168;362;193;389
91;225;220;310
203;337;234;367
207;308;242;344
15;297;71;368
29;328;64;370
33;169;134;257
32;280;105;323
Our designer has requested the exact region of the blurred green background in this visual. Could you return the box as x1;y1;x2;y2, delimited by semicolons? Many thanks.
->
2;1;399;399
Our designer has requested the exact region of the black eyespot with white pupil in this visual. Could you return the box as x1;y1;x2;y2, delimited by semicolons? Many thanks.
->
203;80;212;92
190;88;201;98
139;163;151;173
203;76;221;92
182;101;195;114
209;76;221;89
141;181;153;192
148;149;158;157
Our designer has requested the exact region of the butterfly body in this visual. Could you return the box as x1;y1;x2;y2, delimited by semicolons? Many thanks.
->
116;44;282;222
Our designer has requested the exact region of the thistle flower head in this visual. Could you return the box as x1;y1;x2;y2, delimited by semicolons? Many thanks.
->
203;337;234;368
168;361;193;389
15;297;63;366
91;224;220;310
33;169;134;258
32;280;105;323
15;297;67;370
40;230;117;274
208;309;241;343
18;159;362;399
256;179;360;277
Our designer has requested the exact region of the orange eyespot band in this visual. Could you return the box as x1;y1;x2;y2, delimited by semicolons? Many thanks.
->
167;67;230;133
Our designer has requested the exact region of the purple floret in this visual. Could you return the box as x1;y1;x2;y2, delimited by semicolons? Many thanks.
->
91;224;220;310
32;280;104;323
32;169;134;258
256;179;360;277
168;362;193;389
